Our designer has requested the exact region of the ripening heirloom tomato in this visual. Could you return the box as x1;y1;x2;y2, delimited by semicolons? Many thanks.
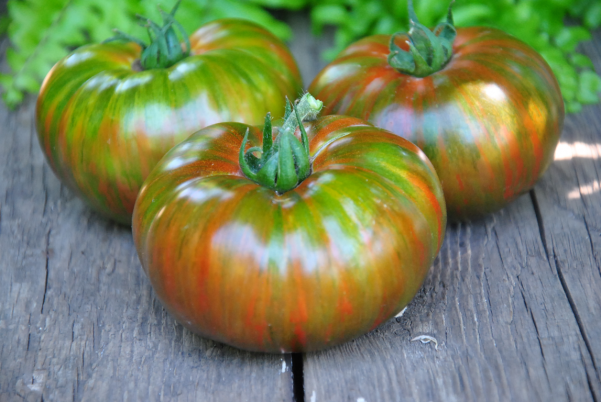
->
309;2;564;221
132;94;446;353
36;6;302;224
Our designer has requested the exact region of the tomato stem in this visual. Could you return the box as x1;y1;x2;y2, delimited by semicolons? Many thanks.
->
239;93;323;194
104;0;190;70
387;0;456;77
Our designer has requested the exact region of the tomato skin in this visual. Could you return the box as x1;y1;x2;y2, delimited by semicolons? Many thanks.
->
132;115;446;353
36;19;302;224
309;27;564;221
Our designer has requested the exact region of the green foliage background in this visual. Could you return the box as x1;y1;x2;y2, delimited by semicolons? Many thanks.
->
1;0;600;112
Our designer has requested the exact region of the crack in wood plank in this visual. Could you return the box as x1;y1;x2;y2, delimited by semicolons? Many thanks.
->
582;216;601;278
532;188;601;388
40;229;51;315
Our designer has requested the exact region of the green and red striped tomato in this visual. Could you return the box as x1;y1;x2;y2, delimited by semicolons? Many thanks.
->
133;115;446;353
36;19;302;224
309;27;564;220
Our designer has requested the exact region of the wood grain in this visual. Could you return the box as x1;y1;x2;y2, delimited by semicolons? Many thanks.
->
304;202;598;401
532;33;601;385
302;31;601;402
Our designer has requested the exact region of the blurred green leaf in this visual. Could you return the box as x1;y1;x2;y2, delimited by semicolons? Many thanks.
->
554;26;591;52
584;2;601;29
311;5;348;35
577;70;601;104
0;73;13;87
566;101;583;113
247;0;308;10
452;4;495;26
0;16;10;36
3;87;23;108
571;53;594;68
559;73;579;101
373;15;396;35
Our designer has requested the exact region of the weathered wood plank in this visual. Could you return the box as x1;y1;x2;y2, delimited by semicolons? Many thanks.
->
0;62;293;402
532;31;601;380
302;31;601;402
304;200;597;401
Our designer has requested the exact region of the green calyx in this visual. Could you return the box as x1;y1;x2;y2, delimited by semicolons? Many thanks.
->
388;0;457;77
239;93;324;194
104;0;190;70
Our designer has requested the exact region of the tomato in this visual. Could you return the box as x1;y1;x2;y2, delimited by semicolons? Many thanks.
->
132;94;446;353
308;4;564;221
36;16;302;224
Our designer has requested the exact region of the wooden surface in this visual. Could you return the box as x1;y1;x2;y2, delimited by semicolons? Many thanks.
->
1;11;601;402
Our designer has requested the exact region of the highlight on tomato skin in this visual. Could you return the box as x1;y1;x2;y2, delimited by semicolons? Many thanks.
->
308;2;564;221
35;13;303;225
132;97;447;353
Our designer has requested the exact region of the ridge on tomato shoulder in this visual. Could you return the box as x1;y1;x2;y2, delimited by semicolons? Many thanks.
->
132;93;446;353
36;3;302;224
309;0;564;221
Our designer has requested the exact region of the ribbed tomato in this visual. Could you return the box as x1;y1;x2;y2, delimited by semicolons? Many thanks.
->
132;95;446;353
36;16;302;224
309;5;564;220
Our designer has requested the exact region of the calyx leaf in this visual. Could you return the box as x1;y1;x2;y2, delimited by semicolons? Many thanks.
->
239;93;324;194
388;0;457;77
104;0;190;70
